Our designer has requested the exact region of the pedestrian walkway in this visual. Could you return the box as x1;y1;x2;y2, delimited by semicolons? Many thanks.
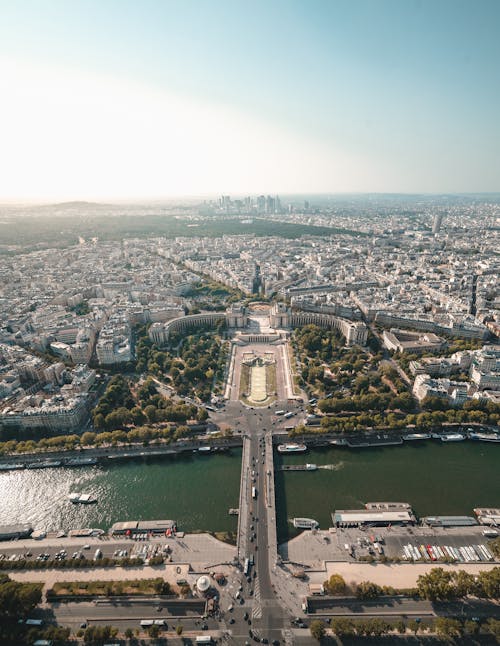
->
251;577;262;619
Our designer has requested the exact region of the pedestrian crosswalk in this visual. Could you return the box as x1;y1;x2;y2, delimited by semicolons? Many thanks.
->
251;577;262;619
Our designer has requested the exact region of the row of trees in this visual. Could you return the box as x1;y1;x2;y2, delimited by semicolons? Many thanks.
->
0;422;195;455
310;616;500;640
417;566;500;600
291;402;499;435
324;567;500;604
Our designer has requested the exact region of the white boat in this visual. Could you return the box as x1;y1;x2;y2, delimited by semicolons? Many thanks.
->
277;443;307;454
440;433;465;442
26;459;62;469
469;432;500;443
305;463;318;471
65;457;98;466
292;517;319;529
198;446;212;453
68;493;97;504
0;463;25;471
403;433;431;441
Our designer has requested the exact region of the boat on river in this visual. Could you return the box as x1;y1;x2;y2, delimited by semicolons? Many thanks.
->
0;463;25;471
440;433;465;442
468;432;500;443
68;493;98;504
403;433;431;441
26;459;62;469
292;517;319;529
65;457;98;466
277;443;307;454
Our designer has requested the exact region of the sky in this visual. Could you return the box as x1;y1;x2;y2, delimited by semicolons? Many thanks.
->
0;0;499;201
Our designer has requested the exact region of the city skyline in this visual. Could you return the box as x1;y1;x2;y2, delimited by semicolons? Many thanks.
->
1;0;500;201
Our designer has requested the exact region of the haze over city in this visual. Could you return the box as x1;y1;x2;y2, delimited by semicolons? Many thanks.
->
1;3;500;645
1;0;500;201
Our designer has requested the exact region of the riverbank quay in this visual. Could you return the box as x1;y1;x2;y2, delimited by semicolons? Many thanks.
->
2;422;499;470
0;436;243;469
0;532;236;578
281;526;499;567
3;533;236;594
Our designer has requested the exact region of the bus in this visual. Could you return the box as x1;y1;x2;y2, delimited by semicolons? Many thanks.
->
252;486;257;499
284;411;294;419
25;619;44;626
275;410;285;416
140;620;154;627
243;558;250;575
195;637;213;644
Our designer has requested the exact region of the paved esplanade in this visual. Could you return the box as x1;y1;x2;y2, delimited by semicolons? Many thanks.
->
226;308;305;643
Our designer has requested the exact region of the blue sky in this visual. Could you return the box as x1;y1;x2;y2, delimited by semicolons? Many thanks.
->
0;0;499;199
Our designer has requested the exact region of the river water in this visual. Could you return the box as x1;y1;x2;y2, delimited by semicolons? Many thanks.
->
0;450;242;535
275;441;500;542
0;443;498;543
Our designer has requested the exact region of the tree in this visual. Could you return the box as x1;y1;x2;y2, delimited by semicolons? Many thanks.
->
395;620;406;634
355;581;382;599
81;431;96;445
148;623;160;638
367;618;390;636
330;617;355;636
476;567;500;598
435;617;463;641
0;575;42;618
408;619;420;636
486;618;500;640
489;537;500;559
124;627;134;639
324;574;346;595
175;624;183;635
417;567;455;600
309;619;326;641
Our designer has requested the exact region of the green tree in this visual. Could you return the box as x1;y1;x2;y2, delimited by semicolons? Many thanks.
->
486;618;500;640
81;431;96;445
355;581;383;599
0;575;42;618
309;619;326;641
395;620;406;634
324;574;346;595
330;617;355;636
435;617;463;641
408;619;420;636
175;624;183;635
417;567;455;600
148;623;160;638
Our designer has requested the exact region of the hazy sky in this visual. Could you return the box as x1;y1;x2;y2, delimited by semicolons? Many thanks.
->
1;0;499;201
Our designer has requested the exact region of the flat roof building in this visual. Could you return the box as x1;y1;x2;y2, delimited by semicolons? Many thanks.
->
332;509;415;526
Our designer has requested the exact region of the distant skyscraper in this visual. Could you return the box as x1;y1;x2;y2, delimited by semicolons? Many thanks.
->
265;195;275;214
432;213;444;233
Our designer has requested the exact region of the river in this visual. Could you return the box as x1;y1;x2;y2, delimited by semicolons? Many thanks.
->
275;441;500;542
0;442;498;543
0;450;242;534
